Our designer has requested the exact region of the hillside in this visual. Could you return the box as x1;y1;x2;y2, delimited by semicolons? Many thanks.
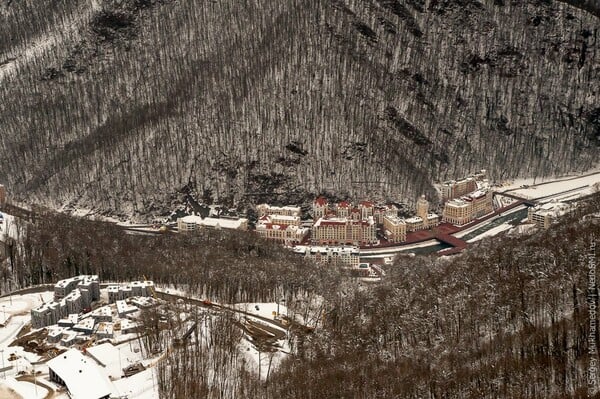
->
0;0;598;218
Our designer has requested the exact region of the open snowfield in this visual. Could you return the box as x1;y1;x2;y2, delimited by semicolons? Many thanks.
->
113;368;159;399
465;222;517;243
0;378;48;399
498;171;600;201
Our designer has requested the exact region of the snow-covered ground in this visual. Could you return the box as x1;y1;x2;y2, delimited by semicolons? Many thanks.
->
113;368;159;399
359;239;442;256
0;378;48;399
465;222;517;243
232;303;291;380
232;302;289;320
0;287;163;399
497;171;600;202
0;292;53;344
239;334;290;381
507;223;538;237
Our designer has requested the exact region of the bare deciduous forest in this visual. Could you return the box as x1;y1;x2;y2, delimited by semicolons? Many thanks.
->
0;194;599;397
0;0;598;218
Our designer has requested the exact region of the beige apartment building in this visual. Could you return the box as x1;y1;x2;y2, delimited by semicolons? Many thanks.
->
442;190;493;225
312;197;329;219
312;216;377;246
255;222;309;244
373;204;399;224
383;215;406;243
527;201;570;229
440;178;477;202
440;170;486;202
256;204;301;218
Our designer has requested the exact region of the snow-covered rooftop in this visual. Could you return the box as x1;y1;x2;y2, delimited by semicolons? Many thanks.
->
293;245;360;255
179;215;203;224
384;215;405;225
47;348;114;399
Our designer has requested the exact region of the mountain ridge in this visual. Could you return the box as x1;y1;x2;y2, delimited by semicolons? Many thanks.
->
0;0;598;218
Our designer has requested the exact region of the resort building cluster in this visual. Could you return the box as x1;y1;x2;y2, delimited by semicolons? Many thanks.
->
31;276;156;346
251;170;498;255
310;195;441;245
254;194;442;248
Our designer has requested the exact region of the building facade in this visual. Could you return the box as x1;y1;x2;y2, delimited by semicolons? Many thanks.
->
256;204;300;217
311;216;377;246
527;202;570;229
439;170;487;202
312;197;329;219
383;215;407;243
177;215;248;232
373;204;398;224
255;222;309;245
293;246;360;268
442;190;493;225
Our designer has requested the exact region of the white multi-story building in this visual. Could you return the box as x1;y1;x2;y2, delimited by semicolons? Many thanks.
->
107;281;154;304
293;245;360;268
33;277;154;328
256;204;301;217
177;215;248;232
116;300;138;318
528;201;570;229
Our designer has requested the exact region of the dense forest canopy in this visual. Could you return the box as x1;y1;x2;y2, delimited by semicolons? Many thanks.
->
0;0;598;218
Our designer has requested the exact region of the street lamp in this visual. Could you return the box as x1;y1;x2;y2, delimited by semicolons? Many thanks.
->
33;363;38;396
117;347;123;377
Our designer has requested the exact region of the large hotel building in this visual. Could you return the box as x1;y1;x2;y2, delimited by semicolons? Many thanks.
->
440;170;487;202
255;214;309;244
293;245;360;268
442;189;493;225
311;217;377;246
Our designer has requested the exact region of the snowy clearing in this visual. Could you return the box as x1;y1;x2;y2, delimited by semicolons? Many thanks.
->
499;171;600;201
0;378;48;399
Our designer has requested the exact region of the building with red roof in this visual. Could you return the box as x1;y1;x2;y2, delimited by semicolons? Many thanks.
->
313;197;329;219
312;216;377;246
